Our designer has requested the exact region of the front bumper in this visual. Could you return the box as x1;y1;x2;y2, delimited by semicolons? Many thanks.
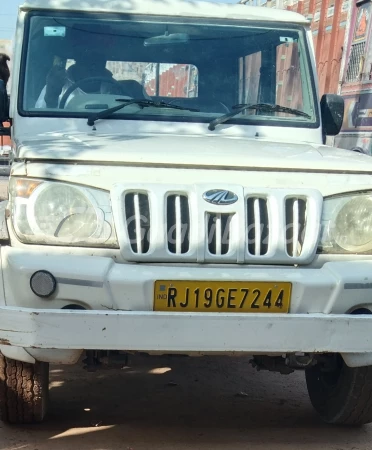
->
2;247;372;366
0;307;371;355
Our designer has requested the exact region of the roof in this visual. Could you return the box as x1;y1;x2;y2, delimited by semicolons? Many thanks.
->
19;0;310;25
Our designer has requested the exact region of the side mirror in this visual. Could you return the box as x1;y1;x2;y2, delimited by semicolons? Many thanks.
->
0;80;10;137
320;94;344;138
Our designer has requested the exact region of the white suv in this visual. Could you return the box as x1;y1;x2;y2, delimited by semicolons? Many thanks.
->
0;0;370;426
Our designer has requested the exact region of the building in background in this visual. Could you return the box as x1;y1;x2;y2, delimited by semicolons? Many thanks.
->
242;0;351;96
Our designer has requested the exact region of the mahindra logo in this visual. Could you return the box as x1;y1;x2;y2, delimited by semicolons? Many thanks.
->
203;189;238;205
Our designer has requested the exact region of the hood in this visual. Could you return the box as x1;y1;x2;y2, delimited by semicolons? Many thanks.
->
17;132;372;173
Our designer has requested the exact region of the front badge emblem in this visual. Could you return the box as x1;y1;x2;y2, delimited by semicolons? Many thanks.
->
203;189;238;205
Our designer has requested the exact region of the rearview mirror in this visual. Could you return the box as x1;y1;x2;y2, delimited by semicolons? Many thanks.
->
144;32;190;47
320;94;344;140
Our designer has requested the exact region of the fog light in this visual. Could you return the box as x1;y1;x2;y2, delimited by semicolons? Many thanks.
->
30;271;57;298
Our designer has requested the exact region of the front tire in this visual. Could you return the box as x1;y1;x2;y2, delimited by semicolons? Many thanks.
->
306;355;372;426
0;353;49;423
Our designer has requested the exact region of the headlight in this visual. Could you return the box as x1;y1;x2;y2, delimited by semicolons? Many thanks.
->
319;192;372;254
10;178;118;247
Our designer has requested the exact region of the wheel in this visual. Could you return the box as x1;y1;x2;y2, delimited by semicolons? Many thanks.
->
0;353;49;424
306;354;372;426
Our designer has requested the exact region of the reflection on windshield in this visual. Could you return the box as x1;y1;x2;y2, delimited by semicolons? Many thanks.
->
23;15;316;127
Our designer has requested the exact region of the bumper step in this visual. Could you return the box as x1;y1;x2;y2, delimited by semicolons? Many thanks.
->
0;307;371;353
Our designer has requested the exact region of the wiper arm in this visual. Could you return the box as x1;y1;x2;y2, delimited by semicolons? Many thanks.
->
208;103;311;131
87;99;199;126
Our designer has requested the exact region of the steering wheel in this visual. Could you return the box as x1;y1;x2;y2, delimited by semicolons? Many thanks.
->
59;76;124;109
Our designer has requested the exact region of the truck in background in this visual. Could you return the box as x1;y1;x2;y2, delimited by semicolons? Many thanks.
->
335;0;372;154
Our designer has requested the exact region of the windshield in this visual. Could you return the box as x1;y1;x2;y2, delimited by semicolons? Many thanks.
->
21;13;318;129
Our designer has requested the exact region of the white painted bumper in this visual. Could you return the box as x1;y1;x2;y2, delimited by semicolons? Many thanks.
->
2;247;372;365
0;307;371;355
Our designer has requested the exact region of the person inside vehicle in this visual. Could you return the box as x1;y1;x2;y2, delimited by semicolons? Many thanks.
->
36;50;149;108
36;49;119;108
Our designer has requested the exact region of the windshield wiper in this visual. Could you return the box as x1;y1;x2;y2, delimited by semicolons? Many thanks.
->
87;99;199;126
208;103;311;131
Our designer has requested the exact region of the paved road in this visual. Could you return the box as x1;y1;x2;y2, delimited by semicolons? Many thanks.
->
1;355;371;450
0;177;8;201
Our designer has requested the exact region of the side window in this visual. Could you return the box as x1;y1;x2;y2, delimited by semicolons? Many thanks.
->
275;41;304;110
105;62;199;99
106;61;149;84
239;40;305;112
143;64;199;98
239;51;262;105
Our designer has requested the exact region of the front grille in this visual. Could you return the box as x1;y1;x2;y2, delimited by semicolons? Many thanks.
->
124;192;150;254
247;197;269;256
115;185;322;265
167;194;190;254
285;197;307;257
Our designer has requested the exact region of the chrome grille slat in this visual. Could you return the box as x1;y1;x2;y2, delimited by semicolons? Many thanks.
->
254;198;261;256
285;197;307;257
208;213;232;255
167;194;190;254
247;197;269;256
134;193;142;254
292;199;299;257
175;195;182;255
216;213;222;256
298;198;307;256
124;192;151;254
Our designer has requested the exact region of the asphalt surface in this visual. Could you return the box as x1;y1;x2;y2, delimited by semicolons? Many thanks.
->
1;355;372;450
0;176;8;201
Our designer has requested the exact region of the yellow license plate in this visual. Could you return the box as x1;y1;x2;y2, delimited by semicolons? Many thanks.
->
154;281;291;313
